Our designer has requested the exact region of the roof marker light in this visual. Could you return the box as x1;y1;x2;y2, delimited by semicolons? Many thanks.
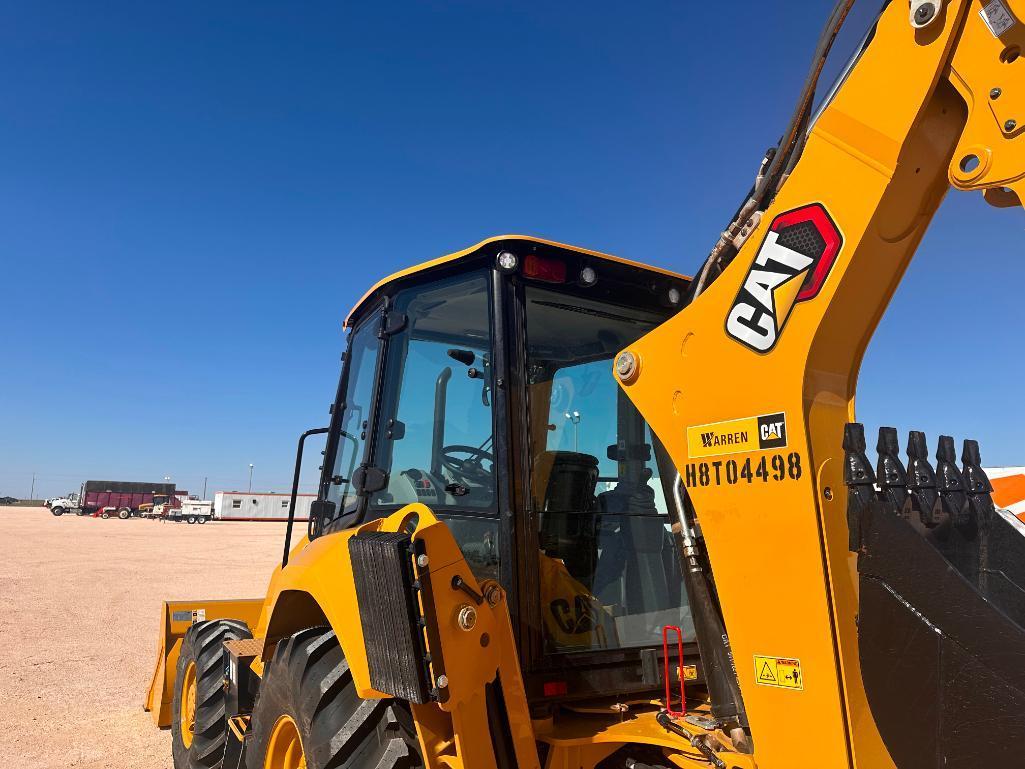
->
496;251;518;271
523;254;567;283
543;680;568;697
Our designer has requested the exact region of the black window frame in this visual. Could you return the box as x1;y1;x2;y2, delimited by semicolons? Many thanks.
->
315;239;705;705
366;267;500;518
318;302;388;529
354;265;520;613
504;255;703;702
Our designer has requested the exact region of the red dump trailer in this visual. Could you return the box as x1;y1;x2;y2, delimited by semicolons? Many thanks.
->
80;480;178;519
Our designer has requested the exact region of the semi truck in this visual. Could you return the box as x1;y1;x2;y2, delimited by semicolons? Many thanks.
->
49;480;180;519
44;493;78;510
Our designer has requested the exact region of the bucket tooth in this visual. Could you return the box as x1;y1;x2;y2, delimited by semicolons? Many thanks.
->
875;427;908;518
961;439;994;498
962;438;1025;626
931;434;982;587
906;431;941;528
936;435;975;537
843;423;877;552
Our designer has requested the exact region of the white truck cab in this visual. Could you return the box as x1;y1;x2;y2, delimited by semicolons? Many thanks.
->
47;494;81;516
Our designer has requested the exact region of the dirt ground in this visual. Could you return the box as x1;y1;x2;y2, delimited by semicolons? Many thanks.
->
0;506;290;768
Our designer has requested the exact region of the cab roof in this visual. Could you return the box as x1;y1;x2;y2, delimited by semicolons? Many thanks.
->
344;234;688;328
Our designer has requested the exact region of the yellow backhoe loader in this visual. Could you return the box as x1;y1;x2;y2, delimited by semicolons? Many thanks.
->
145;1;1025;766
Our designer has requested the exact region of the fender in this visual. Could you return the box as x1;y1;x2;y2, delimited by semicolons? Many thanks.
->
253;517;390;697
256;505;541;769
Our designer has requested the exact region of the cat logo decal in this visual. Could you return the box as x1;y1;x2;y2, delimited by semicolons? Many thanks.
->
726;203;843;352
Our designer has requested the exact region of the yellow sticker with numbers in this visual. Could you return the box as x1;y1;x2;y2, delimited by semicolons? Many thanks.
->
754;656;803;690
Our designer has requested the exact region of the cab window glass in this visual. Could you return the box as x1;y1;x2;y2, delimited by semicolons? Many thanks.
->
525;285;692;653
326;316;380;517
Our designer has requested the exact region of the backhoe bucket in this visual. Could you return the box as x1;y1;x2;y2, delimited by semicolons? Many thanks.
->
844;424;1025;767
143;598;264;727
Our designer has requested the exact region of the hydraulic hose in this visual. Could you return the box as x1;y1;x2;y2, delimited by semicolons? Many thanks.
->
691;0;857;300
656;711;728;769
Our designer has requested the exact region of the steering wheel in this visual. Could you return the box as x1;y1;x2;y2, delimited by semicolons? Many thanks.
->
440;445;495;486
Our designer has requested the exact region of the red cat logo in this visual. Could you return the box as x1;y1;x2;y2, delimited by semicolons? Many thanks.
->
726;204;842;352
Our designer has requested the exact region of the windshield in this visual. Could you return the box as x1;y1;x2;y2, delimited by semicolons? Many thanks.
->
524;285;693;653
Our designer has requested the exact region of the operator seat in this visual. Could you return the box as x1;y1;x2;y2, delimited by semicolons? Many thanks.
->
534;450;600;582
593;472;682;639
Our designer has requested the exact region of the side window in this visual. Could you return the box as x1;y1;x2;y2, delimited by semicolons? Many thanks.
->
231;499;241;509
281;499;289;508
545;361;667;515
524;285;691;654
326;316;381;516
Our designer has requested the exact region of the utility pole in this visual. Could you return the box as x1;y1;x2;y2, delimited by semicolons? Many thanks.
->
30;472;36;500
248;464;254;493
202;476;208;499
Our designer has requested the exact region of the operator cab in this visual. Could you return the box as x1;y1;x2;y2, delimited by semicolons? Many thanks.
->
316;236;697;703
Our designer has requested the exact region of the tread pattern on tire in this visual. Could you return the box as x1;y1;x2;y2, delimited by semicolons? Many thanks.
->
172;619;252;769
247;626;423;769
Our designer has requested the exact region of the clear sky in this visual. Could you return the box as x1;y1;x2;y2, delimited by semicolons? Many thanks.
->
2;2;1022;499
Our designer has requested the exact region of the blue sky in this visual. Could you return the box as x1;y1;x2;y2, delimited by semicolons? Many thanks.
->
2;2;1022;499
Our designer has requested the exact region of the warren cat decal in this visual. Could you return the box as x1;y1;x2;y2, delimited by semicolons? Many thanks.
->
726;203;843;352
687;412;788;459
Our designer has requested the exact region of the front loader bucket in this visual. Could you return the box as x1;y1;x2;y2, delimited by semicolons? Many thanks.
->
143;598;264;727
845;425;1025;768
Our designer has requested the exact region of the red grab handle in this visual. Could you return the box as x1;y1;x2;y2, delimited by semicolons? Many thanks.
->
662;625;686;717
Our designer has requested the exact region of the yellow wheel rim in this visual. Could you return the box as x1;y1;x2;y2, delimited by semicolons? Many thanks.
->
180;660;198;749
264;714;306;769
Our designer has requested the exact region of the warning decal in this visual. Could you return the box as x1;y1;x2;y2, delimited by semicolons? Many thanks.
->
754;656;803;691
980;0;1017;37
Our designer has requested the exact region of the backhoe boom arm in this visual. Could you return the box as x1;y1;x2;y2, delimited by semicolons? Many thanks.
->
620;2;1025;767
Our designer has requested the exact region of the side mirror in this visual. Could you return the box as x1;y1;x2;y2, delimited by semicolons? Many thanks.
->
447;348;475;366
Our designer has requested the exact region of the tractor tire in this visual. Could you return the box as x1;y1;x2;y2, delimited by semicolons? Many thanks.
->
51;507;64;516
118;508;131;520
197;516;207;525
171;619;252;769
187;515;197;524
100;511;110;519
245;627;423;769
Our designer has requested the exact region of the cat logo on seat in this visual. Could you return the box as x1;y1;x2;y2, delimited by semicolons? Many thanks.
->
726;203;843;352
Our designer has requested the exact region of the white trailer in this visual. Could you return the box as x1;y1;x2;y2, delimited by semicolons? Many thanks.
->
213;492;314;522
158;499;212;524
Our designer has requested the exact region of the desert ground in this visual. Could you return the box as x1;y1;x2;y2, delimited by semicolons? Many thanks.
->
0;506;290;768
